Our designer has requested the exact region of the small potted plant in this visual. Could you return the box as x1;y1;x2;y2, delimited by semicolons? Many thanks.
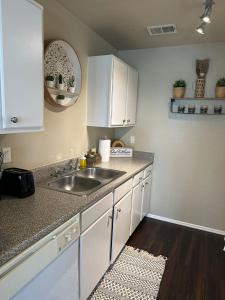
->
215;78;225;98
58;74;64;90
173;80;186;98
68;75;76;93
45;75;54;88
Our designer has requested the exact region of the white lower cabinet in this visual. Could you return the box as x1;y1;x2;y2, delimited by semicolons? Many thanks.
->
141;175;152;219
80;208;113;300
79;166;153;298
111;191;132;263
130;182;143;235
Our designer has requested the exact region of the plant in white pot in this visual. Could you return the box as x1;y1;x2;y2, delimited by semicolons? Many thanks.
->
68;75;76;93
58;74;64;90
173;80;186;98
45;75;55;88
215;78;225;98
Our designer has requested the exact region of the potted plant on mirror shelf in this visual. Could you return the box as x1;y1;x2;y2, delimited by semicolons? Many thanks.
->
58;74;64;90
68;75;76;93
173;80;186;98
215;78;225;98
45;75;55;88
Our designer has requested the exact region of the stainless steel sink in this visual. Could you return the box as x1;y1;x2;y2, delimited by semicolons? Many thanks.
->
39;167;126;196
48;175;101;194
77;167;126;181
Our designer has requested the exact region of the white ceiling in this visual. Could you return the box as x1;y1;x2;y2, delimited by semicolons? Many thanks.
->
57;0;225;50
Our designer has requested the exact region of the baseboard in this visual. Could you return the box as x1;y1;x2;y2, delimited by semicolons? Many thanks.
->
147;213;225;236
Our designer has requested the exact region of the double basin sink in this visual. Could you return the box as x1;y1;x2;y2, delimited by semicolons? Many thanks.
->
40;167;126;196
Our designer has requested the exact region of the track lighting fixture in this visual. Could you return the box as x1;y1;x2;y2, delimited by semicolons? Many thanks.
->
196;0;215;34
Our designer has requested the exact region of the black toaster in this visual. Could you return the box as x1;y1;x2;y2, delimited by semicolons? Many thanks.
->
1;168;35;198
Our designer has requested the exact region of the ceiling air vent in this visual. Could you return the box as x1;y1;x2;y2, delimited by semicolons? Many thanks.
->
147;24;177;36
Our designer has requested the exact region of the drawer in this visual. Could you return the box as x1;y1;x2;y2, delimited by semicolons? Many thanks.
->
144;164;153;179
81;192;113;232
114;178;133;204
133;170;144;187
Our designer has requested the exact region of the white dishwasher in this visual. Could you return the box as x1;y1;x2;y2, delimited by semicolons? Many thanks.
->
0;214;80;300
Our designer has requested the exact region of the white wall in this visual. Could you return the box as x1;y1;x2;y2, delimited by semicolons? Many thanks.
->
117;43;225;231
0;0;116;169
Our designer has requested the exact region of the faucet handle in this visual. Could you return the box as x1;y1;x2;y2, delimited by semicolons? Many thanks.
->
49;167;61;177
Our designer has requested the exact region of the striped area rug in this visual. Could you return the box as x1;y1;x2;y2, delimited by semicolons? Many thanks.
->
90;246;167;300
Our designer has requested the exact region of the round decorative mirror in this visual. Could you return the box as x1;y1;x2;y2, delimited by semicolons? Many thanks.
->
44;40;81;108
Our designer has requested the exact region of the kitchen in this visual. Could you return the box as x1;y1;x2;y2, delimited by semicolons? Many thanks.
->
0;0;225;299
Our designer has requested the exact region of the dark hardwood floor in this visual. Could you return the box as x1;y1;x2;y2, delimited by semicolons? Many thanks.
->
127;217;225;300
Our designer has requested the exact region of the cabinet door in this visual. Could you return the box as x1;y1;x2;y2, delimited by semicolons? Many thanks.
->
130;182;142;235
111;191;132;262
80;208;113;300
142;175;152;219
110;57;127;126
0;0;43;130
126;67;138;125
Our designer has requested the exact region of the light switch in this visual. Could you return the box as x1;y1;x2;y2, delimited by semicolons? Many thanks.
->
130;136;135;144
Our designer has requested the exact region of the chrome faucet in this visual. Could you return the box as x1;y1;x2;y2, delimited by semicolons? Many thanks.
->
71;158;80;171
67;158;80;171
49;159;80;177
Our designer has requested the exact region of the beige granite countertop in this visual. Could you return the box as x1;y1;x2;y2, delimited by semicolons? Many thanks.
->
0;154;153;268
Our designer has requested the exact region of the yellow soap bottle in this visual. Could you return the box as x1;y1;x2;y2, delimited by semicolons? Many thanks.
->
80;154;87;169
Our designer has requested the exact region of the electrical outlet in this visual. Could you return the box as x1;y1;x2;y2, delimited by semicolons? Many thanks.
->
2;147;12;163
130;136;135;144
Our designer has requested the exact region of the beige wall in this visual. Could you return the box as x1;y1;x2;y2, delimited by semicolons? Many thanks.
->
117;43;225;231
0;0;116;169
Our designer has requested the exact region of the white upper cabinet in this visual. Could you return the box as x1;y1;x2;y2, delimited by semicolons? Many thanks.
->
126;66;138;125
87;54;138;128
0;0;44;133
111;57;127;126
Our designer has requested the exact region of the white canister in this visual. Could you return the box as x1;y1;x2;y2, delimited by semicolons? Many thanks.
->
99;139;111;162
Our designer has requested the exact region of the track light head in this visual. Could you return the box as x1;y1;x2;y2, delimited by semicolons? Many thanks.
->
196;22;206;35
201;4;213;23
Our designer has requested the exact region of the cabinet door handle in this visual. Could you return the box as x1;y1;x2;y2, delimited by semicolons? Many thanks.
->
11;117;18;123
127;119;130;123
107;215;113;226
116;208;122;219
145;182;149;185
123;120;126;123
